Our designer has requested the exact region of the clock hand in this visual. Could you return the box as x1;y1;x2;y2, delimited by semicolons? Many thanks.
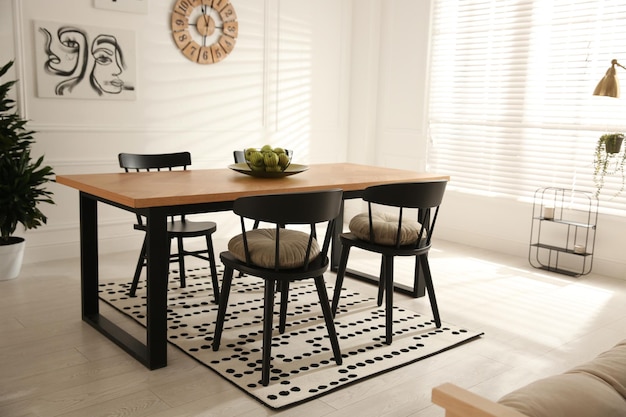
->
198;5;206;28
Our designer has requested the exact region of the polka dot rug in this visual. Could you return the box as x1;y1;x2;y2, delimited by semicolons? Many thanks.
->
99;268;483;409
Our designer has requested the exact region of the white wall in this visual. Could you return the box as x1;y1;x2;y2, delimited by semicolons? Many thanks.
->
4;0;353;262
4;0;625;279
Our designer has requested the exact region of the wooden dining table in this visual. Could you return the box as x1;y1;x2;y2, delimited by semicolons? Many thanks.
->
56;162;449;369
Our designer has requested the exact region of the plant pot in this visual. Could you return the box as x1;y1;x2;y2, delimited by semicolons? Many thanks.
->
0;236;25;280
605;137;623;154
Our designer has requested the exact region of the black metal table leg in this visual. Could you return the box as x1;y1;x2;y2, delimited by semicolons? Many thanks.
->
145;207;169;369
80;192;99;318
78;193;168;370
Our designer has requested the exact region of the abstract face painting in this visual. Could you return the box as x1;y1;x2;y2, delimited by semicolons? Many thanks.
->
90;34;129;95
39;26;89;95
35;21;136;100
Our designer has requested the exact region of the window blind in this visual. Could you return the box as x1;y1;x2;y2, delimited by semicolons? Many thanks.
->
427;0;626;214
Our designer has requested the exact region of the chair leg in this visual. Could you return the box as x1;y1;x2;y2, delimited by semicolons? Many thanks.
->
262;278;276;386
383;255;394;345
176;237;186;288
129;236;147;297
377;259;384;306
205;234;220;304
331;244;351;316
314;275;342;365
412;255;426;298
420;254;441;328
278;280;290;334
212;266;234;352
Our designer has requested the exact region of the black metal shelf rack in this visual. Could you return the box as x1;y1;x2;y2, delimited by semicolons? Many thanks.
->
529;187;598;277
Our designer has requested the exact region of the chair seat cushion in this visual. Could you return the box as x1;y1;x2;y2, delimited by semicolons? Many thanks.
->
228;228;320;269
349;212;422;246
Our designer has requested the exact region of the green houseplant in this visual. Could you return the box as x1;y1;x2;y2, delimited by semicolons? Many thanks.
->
593;132;626;197
0;60;54;280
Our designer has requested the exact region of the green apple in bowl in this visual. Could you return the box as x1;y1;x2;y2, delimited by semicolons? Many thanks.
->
264;152;279;167
243;145;292;173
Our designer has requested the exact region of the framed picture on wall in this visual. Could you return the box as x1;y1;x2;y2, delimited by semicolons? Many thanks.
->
34;21;136;100
94;0;149;14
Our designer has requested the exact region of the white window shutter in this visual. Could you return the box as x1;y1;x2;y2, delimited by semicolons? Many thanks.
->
428;0;626;213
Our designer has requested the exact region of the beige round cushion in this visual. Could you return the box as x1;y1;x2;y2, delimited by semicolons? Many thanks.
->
228;228;320;269
349;212;422;246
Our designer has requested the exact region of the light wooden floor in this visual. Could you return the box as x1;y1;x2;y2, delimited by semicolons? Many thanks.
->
1;239;625;417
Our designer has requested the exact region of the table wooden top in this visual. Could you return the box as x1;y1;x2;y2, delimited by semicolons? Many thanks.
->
56;162;449;209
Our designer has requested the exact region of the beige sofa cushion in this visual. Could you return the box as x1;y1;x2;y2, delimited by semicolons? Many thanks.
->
498;373;626;417
569;339;626;398
498;340;626;417
228;228;319;269
349;212;422;246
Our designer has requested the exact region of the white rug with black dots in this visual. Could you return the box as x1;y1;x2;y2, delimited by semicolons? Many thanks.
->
99;269;483;409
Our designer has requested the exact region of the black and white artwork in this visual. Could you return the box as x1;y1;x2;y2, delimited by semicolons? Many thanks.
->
34;21;136;100
94;0;148;14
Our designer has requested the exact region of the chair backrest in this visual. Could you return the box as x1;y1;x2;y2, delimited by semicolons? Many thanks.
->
118;152;192;224
233;150;245;163
363;181;447;209
233;149;293;163
119;152;191;171
233;189;343;270
362;181;447;248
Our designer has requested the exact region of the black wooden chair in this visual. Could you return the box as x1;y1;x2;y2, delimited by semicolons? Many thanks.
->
331;181;447;344
118;152;220;303
212;189;344;386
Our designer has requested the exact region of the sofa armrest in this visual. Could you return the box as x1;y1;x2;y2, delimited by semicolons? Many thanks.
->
431;383;528;417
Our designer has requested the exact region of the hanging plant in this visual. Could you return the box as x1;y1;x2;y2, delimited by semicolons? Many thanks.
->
593;132;626;197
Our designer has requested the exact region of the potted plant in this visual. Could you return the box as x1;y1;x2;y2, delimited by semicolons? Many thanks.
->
600;132;624;154
0;60;54;280
593;132;626;197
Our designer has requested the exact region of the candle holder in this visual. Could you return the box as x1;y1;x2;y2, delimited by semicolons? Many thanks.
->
543;206;554;219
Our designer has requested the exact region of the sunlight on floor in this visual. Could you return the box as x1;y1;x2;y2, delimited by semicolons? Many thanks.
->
346;242;620;352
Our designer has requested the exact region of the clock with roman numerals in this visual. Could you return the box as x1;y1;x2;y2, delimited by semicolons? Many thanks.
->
171;0;238;64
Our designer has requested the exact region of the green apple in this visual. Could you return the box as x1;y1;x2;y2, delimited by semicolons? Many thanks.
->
244;148;256;160
264;152;279;167
248;151;264;166
278;153;290;168
261;144;273;153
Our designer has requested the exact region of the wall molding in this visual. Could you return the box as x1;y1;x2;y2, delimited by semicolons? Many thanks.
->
29;122;260;133
12;0;28;118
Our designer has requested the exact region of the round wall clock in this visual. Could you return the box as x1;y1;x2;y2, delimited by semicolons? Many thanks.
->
171;0;238;64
